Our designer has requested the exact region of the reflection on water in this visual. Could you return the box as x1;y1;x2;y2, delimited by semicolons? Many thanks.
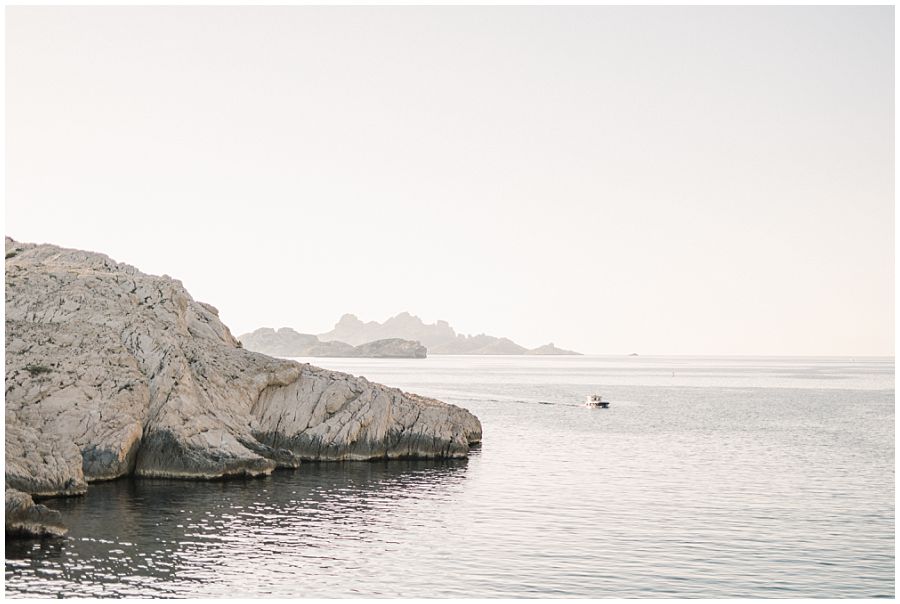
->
6;356;894;598
6;460;471;598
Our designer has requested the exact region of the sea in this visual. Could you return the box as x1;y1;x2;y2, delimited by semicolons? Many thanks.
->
5;355;894;598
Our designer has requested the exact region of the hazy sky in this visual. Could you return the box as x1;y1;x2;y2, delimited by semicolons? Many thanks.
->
6;6;894;355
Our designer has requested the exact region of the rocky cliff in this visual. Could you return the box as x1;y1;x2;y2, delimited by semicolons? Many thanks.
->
320;312;582;355
239;327;426;358
5;239;481;537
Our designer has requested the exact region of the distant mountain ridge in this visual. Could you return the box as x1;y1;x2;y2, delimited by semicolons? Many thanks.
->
319;312;580;355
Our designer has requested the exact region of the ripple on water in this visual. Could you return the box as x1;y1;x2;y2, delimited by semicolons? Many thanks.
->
5;356;895;598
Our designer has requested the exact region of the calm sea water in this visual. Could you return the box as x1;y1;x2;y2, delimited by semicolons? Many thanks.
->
6;356;894;598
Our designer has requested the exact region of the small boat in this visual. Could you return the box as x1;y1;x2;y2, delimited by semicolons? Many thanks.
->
585;394;610;408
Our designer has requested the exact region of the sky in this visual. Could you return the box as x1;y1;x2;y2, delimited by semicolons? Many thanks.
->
5;6;894;355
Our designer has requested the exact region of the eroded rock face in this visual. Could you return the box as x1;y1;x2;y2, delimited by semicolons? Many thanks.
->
6;321;148;492
252;370;474;460
5;238;481;534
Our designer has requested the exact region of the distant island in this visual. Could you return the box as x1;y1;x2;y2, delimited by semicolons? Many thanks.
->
318;312;581;355
239;328;426;358
240;313;581;357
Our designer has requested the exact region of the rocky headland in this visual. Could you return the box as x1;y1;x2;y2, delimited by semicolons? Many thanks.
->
526;343;581;356
319;312;581;355
5;239;481;538
239;327;427;358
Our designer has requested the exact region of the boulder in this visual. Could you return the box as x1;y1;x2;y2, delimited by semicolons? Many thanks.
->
5;489;67;538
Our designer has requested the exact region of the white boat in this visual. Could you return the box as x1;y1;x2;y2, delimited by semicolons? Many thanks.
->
585;394;609;408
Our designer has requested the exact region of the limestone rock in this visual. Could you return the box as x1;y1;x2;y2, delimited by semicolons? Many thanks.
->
5;238;481;535
6;320;148;492
252;367;477;460
5;489;67;538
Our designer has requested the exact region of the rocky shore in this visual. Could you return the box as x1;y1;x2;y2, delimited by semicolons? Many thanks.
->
5;238;481;538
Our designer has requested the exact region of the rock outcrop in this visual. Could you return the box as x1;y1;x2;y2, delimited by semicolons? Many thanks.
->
5;238;481;536
5;489;67;538
525;343;581;355
239;327;426;358
431;335;528;355
352;338;427;358
319;312;582;355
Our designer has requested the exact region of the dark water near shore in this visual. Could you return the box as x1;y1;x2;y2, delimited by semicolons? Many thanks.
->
6;356;894;597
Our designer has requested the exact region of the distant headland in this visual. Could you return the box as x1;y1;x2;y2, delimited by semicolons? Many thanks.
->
319;312;581;356
239;328;426;359
240;313;581;357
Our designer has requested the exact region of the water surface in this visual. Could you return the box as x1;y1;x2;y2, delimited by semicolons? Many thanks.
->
6;356;894;597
